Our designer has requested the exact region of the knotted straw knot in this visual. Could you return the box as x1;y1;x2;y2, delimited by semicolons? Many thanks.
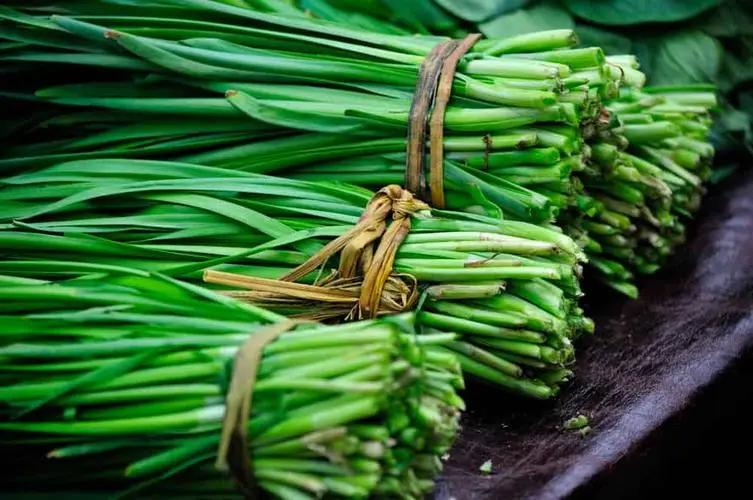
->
204;184;425;322
366;184;430;221
378;184;431;219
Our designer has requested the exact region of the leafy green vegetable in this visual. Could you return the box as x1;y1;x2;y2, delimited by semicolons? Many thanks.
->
716;38;753;93
436;0;530;23
0;265;462;498
561;0;721;26
574;25;630;55
480;2;573;38
701;0;753;38
637;29;722;86
718;108;751;138
379;0;459;34
713;106;753;165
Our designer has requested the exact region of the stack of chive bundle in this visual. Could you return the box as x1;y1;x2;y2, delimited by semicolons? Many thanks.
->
0;2;723;496
0;266;462;499
0;2;718;392
0;159;588;398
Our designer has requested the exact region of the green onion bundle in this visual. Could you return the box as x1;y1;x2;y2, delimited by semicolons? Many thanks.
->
0;265;461;499
0;159;589;398
0;3;631;226
578;86;717;296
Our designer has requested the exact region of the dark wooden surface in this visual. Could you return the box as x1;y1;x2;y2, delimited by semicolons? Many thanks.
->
436;169;753;500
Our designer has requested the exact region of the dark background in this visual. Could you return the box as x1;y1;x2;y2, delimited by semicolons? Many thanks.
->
436;168;753;499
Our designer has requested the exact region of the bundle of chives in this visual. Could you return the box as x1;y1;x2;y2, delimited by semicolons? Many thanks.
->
0;5;622;226
0;265;461;499
0;158;590;398
577;85;717;296
259;0;721;300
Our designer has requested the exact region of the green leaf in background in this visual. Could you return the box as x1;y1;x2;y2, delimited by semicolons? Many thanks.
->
562;0;722;26
718;107;752;144
305;0;461;34
707;163;739;183
638;29;722;86
701;0;753;38
380;0;459;34
479;2;573;38
741;91;753;118
719;47;753;93
710;105;753;182
300;0;412;34
435;0;530;23
575;24;631;54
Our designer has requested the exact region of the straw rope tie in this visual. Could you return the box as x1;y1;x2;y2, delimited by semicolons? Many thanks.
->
204;185;428;321
216;319;298;499
405;33;482;208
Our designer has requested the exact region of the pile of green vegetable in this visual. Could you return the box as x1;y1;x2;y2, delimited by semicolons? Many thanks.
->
0;159;588;398
0;1;727;497
0;266;462;499
0;0;719;395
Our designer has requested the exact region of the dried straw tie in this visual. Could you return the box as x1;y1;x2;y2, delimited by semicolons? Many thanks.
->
215;319;299;499
204;185;429;321
405;33;482;208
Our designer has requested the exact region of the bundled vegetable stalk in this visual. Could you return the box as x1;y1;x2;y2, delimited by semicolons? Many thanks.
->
0;265;461;499
0;3;623;227
0;4;644;309
0;159;589;398
578;86;717;296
